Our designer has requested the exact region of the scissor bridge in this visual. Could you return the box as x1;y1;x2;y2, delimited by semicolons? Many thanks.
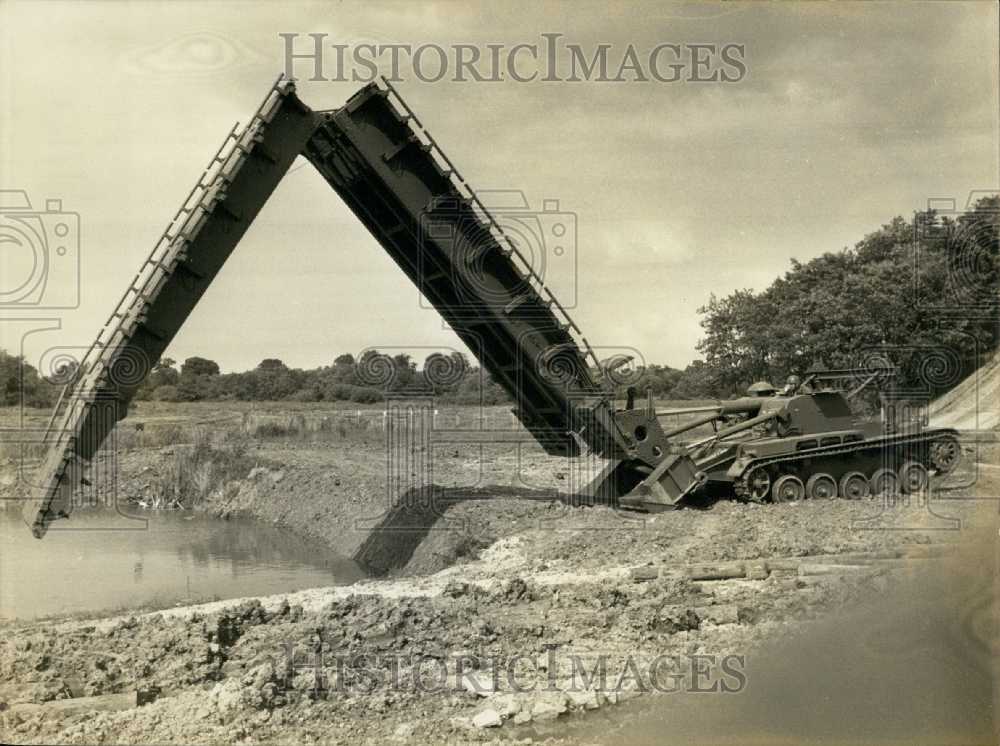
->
26;77;631;538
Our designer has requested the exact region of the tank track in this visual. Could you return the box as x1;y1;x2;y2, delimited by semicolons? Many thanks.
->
733;429;959;503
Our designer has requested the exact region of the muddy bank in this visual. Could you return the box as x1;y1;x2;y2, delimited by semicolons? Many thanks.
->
3;422;992;744
178;438;961;579
176;438;587;577
2;486;988;745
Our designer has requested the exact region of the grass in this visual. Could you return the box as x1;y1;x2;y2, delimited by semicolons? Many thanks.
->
146;429;258;510
1;398;728;512
244;411;376;441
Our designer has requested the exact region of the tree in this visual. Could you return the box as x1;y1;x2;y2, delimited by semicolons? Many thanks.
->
181;357;220;377
671;360;721;400
422;351;469;394
250;359;300;400
696;289;776;394
257;358;287;372
0;349;56;408
390;353;417;391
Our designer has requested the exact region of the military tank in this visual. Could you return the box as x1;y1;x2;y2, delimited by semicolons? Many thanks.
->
683;368;962;502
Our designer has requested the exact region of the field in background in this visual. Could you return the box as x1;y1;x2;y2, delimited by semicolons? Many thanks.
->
0;397;722;459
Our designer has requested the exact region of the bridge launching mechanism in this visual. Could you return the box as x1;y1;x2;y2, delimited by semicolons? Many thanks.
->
24;76;957;538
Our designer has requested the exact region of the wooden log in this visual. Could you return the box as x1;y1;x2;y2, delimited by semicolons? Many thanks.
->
767;551;903;570
6;691;137;718
656;547;939;584
686;562;747;581
798;563;870;576
746;562;770;580
630;566;660;582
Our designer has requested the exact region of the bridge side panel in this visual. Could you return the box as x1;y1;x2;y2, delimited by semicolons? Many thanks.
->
304;85;628;459
24;83;320;538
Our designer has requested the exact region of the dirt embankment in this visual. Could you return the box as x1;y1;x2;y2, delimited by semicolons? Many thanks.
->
2;485;987;745
930;349;1000;430
177;437;586;577
1;394;995;744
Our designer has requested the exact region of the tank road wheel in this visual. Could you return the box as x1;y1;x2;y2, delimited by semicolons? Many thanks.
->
839;471;870;500
898;461;929;493
930;436;961;474
869;468;899;497
805;472;838;499
772;474;806;503
742;468;772;502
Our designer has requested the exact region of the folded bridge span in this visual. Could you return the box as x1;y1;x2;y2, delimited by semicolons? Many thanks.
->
24;76;632;538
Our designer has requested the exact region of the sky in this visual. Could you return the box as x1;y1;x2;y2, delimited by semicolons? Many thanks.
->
1;0;998;376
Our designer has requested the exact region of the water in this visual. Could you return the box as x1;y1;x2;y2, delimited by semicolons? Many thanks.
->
0;510;365;620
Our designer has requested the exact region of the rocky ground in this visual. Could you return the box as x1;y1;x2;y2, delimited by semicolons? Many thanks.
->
1;405;996;745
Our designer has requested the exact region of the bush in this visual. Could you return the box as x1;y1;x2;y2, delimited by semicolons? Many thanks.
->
350;386;382;403
153;385;180;402
254;421;289;438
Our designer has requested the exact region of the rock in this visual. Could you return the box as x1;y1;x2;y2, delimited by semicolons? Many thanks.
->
213;680;242;713
443;581;469;598
502;577;530;601
487;692;523;718
512;710;532;725
530;691;568;721
693;604;740;625
136;685;161;706
566;689;601;710
248;467;270;481
472;708;503;728
393;722;415;738
653;606;701;633
461;670;496;697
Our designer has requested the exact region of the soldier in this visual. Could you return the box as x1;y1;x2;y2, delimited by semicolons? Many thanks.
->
746;381;777;397
780;374;804;396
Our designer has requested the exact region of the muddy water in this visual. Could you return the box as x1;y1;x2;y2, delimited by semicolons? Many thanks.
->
553;508;999;745
0;510;364;620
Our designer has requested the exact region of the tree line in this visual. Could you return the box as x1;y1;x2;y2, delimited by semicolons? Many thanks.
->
133;354;688;405
136;351;514;405
691;194;999;397
1;195;995;408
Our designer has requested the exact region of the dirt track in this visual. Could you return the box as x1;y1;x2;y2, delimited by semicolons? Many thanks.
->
2;424;994;744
